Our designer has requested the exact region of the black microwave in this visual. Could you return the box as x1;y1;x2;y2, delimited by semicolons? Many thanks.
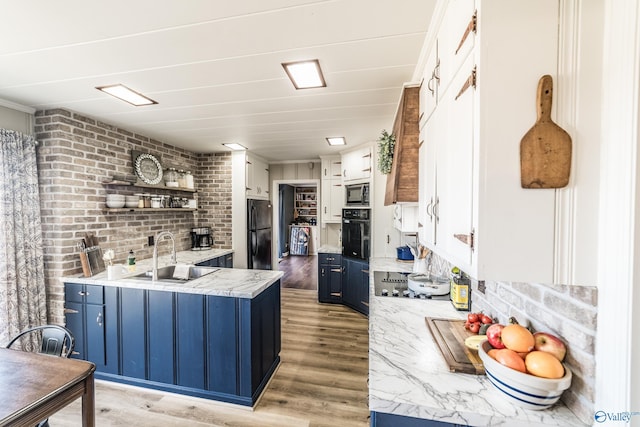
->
345;183;370;206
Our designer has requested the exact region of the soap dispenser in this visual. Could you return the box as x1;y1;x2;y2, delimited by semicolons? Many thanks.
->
127;249;136;272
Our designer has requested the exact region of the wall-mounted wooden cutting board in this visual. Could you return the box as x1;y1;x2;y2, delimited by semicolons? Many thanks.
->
425;317;484;375
520;75;572;188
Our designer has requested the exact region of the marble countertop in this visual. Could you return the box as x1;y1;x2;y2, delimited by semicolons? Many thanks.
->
317;245;341;254
368;257;585;427
62;249;283;299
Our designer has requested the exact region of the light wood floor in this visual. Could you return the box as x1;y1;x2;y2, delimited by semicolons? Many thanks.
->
279;254;318;290
49;288;369;426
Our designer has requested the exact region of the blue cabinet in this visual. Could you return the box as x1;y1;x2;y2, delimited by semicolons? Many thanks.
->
196;252;234;268
318;253;342;303
371;411;459;426
64;279;280;407
64;283;107;367
341;258;369;316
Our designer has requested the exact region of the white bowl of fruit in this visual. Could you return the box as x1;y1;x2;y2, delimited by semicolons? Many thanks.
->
477;323;572;410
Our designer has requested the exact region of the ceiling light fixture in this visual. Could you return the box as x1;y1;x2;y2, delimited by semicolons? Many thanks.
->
326;137;346;146
282;59;326;89
96;84;157;106
223;143;247;151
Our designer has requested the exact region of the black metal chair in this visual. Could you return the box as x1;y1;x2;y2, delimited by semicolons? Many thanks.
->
6;325;76;427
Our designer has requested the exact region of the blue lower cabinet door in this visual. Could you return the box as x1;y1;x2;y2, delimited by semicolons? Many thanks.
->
206;296;238;394
65;301;84;360
85;304;106;366
120;288;146;379
147;290;175;384
176;293;206;389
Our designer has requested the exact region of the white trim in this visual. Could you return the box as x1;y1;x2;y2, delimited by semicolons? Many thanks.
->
596;0;640;415
0;98;35;114
554;0;580;285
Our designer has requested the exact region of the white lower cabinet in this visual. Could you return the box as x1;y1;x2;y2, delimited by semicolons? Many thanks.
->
418;0;559;283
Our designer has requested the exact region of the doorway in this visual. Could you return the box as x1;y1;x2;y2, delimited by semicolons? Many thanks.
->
271;179;321;290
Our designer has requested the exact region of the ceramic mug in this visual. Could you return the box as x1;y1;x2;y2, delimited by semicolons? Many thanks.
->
107;264;128;280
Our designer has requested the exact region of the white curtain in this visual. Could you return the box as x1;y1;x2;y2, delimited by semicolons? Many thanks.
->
0;129;47;349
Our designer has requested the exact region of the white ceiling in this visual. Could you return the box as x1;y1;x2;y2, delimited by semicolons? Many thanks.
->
0;0;434;162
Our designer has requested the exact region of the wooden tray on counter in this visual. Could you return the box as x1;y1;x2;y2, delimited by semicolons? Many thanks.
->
425;317;485;375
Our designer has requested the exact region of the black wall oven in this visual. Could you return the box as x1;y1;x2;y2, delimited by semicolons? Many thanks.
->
342;208;370;260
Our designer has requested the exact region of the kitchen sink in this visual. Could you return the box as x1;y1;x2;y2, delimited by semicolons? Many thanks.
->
131;265;219;283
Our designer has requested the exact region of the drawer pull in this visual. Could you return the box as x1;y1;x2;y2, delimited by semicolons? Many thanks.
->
96;312;103;327
455;66;477;100
64;308;79;314
330;268;342;272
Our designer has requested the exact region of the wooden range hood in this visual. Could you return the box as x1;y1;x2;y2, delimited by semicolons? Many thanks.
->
384;85;420;205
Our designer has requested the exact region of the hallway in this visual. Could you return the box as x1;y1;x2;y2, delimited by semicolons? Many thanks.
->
279;254;317;290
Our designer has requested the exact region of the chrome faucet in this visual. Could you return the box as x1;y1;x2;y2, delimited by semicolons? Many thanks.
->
152;231;176;281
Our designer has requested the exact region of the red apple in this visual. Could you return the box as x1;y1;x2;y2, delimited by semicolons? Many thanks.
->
486;324;505;349
533;332;567;362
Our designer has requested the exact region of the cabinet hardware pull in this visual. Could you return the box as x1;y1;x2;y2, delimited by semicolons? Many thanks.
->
455;10;477;55
433;58;440;81
72;351;80;355
330;292;342;297
455;66;477;100
324;206;327;214
387;235;390;244
363;153;372;158
362;301;369;307
64;308;79;314
362;269;369;274
78;291;90;296
427;76;435;95
434;197;440;223
96;312;103;327
330;268;341;272
362;168;371;172
426;198;434;220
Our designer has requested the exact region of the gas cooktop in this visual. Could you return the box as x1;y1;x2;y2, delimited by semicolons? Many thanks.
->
373;271;450;301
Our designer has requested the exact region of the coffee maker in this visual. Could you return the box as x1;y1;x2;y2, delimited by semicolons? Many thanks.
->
191;227;213;250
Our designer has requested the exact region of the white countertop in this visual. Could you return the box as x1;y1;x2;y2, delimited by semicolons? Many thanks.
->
317;245;341;254
62;249;283;299
368;257;586;427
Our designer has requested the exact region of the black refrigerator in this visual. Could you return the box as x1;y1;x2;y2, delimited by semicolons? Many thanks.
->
247;199;272;269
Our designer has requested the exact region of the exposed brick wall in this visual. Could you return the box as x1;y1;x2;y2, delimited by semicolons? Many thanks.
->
34;108;232;325
197;152;232;248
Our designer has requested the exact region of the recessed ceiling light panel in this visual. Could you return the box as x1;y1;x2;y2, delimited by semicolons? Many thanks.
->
96;84;157;106
223;143;247;151
282;60;326;89
326;137;346;146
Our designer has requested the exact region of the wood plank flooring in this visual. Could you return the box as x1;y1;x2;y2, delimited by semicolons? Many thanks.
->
279;254;318;290
49;288;369;427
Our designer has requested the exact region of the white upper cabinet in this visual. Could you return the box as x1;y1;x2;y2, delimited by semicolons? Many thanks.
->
320;156;343;224
246;153;269;200
342;145;372;182
418;0;559;283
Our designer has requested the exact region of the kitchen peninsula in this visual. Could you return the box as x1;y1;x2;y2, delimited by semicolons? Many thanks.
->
61;249;282;407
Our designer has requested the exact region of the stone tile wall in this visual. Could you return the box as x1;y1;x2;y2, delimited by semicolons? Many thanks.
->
34;109;232;325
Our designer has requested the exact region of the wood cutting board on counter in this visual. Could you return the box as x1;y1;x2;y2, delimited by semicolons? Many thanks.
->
425;317;485;375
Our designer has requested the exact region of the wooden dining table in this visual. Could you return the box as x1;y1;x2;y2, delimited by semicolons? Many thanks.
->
0;347;96;426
